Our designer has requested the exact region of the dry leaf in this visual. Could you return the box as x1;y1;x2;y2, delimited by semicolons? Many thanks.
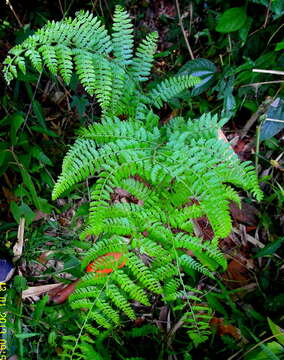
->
230;201;259;226
22;283;63;299
210;317;241;340
49;280;80;304
13;217;25;261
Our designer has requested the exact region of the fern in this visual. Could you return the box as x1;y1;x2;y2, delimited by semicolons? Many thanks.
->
3;8;198;118
58;110;261;346
4;5;263;356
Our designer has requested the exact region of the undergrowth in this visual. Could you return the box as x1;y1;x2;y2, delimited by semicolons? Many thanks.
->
2;4;275;360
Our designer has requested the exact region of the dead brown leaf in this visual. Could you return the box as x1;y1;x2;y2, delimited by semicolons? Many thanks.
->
49;279;80;304
210;317;241;340
230;201;259;226
13;217;25;261
22;283;63;299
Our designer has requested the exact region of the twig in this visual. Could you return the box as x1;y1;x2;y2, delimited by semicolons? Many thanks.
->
228;333;284;360
21;71;43;133
263;0;271;28
253;69;284;76
58;0;64;18
5;0;23;27
175;0;194;60
268;23;284;46
241;97;273;138
266;118;284;123
240;80;284;87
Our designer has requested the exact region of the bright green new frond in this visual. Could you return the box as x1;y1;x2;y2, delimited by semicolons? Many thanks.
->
88;309;114;329
185;305;213;347
69;287;100;303
3;10;112;85
56;45;73;84
38;44;58;75
153;263;178;281
163;278;181;301
73;50;97;95
174;233;227;270
52;139;99;199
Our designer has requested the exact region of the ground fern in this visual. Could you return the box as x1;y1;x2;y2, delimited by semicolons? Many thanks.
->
3;5;263;358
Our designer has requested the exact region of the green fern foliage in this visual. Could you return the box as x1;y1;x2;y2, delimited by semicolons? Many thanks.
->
56;112;261;345
3;6;198;118
4;5;263;355
112;5;134;65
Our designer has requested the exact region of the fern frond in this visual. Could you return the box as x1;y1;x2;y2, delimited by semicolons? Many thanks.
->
105;284;136;319
148;75;200;108
56;45;73;84
126;252;163;294
81;236;128;270
112;270;150;306
112;5;134;65
130;32;158;81
179;254;214;278
3;11;112;85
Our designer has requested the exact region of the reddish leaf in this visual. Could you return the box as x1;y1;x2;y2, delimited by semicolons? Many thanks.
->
49;279;80;304
210;317;241;340
86;252;126;274
230;201;259;226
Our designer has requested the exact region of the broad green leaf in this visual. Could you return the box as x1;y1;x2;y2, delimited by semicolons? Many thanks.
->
239;16;253;44
178;58;216;96
254;237;284;258
245;341;284;360
31;147;53;166
19;166;41;209
216;7;247;33
32;99;46;129
0;144;11;177
206;293;227;316
10;201;35;225
260;98;284;141
30;125;59;137
10;112;25;145
275;41;284;51
221;77;236;119
33;295;49;325
15;333;40;339
255;52;276;69
268;318;284;346
37;197;53;213
13;275;28;292
71;95;89;116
